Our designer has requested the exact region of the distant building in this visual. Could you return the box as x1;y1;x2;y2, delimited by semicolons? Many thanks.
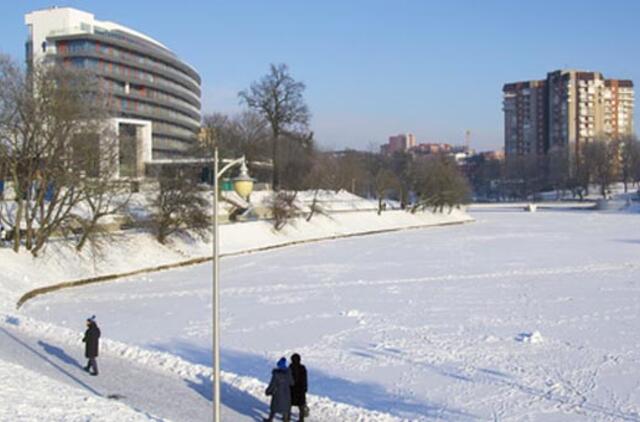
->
479;150;505;161
503;69;634;171
381;133;416;154
410;143;452;155
449;145;475;163
410;143;475;164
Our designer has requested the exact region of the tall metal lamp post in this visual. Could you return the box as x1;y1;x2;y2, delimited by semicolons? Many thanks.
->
212;147;254;421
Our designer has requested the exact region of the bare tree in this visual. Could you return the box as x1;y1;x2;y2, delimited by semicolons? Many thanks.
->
546;147;570;199
150;169;210;244
0;56;118;256
278;130;316;191
619;135;640;193
373;169;401;215
74;178;131;252
239;63;310;190
268;190;300;230
582;139;618;198
200;111;269;162
322;150;373;197
389;151;412;208
504;155;541;200
302;151;340;221
198;112;231;161
466;154;504;201
234;111;271;163
572;148;591;200
411;155;470;213
634;150;640;189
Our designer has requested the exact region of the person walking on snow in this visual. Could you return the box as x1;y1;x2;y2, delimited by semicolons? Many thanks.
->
289;353;308;422
82;315;101;376
263;357;294;422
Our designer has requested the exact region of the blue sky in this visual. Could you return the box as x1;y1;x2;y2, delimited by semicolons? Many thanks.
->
1;1;639;151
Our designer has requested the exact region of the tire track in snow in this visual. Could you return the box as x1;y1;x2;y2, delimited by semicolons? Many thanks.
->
27;288;212;306
222;262;639;296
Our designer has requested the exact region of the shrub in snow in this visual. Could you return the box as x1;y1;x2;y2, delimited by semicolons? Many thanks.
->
150;171;210;244
268;191;301;231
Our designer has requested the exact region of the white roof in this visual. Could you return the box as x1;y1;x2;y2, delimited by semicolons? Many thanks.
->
25;7;169;51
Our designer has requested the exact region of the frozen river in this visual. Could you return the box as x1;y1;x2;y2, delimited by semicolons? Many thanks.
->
24;208;640;420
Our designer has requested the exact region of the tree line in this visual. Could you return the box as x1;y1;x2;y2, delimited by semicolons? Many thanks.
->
0;55;471;256
468;137;640;201
201;63;471;226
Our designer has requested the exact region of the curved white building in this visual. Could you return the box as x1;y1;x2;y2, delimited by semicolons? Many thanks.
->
25;7;201;169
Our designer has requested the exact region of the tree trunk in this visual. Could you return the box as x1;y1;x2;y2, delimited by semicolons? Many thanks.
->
272;131;280;191
25;205;33;251
306;190;319;222
31;230;49;257
76;223;92;252
13;200;23;253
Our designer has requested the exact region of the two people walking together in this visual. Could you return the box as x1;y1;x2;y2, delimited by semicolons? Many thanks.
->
264;353;308;422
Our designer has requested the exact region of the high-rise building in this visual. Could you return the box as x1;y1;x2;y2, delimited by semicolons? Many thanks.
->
503;70;634;170
25;7;202;177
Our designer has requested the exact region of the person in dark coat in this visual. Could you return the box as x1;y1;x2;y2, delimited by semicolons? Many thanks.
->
82;315;100;376
289;353;308;421
263;357;294;422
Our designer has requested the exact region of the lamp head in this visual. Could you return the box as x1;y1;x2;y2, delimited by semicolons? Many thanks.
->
233;159;254;200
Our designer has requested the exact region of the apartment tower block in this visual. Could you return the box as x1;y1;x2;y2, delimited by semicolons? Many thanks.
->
503;70;634;170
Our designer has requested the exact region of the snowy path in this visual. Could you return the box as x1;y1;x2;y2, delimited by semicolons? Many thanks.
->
22;208;640;420
0;323;217;422
0;359;160;422
0;317;404;421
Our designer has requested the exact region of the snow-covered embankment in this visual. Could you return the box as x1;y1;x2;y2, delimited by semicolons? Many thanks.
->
2;207;472;310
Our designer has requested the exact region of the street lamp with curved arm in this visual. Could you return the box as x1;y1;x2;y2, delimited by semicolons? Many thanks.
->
212;147;253;421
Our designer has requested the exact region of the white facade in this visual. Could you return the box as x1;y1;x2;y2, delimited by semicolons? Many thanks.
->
25;7;168;64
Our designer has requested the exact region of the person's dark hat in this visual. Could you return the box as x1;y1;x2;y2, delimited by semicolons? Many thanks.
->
277;357;287;369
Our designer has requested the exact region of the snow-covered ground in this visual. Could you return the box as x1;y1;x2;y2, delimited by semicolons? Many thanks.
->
0;202;470;421
0;359;157;422
15;207;640;420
